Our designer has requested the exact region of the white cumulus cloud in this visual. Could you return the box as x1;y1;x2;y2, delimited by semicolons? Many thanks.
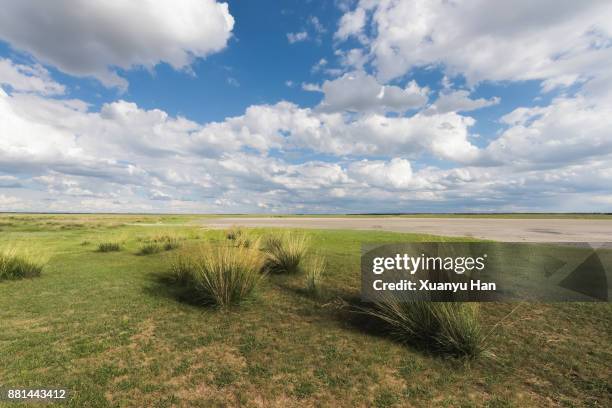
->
427;90;500;114
316;71;429;113
337;0;612;88
0;58;65;95
349;158;414;189
0;0;234;89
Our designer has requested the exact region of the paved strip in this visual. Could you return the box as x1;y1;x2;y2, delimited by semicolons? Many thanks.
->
201;217;612;242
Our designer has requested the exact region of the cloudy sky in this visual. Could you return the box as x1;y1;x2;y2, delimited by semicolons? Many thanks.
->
0;0;611;213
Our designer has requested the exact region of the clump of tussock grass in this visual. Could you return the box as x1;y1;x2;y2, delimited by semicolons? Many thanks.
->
263;232;309;274
226;226;243;241
97;242;122;252
0;247;45;281
363;300;486;358
163;239;180;251
138;242;162;255
305;255;326;295
147;232;182;243
225;227;258;248
142;231;183;250
168;244;265;307
236;234;259;249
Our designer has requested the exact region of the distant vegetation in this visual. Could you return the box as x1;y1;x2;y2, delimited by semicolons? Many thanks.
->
97;242;122;252
137;234;181;255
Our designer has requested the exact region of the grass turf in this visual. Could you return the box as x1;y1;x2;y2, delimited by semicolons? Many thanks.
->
0;214;610;407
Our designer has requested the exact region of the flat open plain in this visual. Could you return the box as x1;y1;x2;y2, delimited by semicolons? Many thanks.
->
202;217;612;242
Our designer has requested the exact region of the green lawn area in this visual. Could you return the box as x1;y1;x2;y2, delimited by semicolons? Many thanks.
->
0;214;610;407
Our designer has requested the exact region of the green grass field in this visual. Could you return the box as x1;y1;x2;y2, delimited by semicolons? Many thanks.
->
0;214;610;407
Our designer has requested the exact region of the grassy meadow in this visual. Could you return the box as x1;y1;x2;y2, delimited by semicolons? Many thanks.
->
0;214;610;407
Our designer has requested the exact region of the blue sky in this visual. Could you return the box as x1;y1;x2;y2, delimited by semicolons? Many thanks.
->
0;0;611;213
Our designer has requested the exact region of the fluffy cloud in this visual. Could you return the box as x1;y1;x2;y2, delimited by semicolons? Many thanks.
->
189;99;479;162
0;175;21;188
315;71;429;113
0;0;234;89
3;77;610;213
289;109;479;162
348;159;414;189
0;88;89;173
0;74;483;212
485;96;612;167
34;173;101;197
1;53;611;213
335;6;366;41
427;90;500;114
337;0;612;88
287;31;308;43
309;16;326;35
0;194;21;209
323;0;612;212
0;58;65;95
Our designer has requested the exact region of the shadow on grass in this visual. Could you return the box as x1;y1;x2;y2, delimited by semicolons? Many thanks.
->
143;271;208;308
270;276;405;343
270;276;458;359
143;271;262;311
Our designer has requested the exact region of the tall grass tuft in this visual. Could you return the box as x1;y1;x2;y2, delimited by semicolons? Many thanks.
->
163;238;180;251
364;300;485;358
305;255;326;295
97;242;121;252
263;232;309;274
0;248;45;281
143;231;183;251
235;234;253;248
169;245;264;307
168;252;196;284
138;243;162;255
433;303;484;357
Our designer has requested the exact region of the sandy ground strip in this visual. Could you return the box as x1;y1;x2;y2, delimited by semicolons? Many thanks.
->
201;217;612;242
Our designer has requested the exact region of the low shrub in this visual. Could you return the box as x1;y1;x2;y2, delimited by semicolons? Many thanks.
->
305;255;326;295
138;243;162;255
0;248;44;281
263;232;309;274
364;300;485;358
169;244;264;307
97;242;121;252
